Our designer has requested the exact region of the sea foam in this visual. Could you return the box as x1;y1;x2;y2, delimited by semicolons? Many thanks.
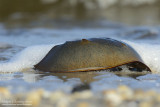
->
126;41;160;73
0;44;54;72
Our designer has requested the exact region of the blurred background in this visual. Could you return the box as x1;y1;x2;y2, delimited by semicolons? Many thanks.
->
0;0;160;28
1;1;160;105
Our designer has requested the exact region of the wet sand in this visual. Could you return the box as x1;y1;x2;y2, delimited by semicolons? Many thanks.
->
1;85;160;107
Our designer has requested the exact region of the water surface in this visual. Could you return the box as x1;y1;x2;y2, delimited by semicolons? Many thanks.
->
0;22;160;93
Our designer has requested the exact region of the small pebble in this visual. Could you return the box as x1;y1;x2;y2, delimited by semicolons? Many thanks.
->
77;102;90;107
117;85;133;100
0;87;10;97
104;90;122;106
49;91;65;102
26;89;43;107
72;91;93;99
72;84;90;93
139;101;152;107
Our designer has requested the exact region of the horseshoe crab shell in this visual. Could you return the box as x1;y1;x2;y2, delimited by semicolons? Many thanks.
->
34;38;151;72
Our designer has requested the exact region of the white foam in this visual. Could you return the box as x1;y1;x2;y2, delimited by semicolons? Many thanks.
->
125;41;160;73
0;44;54;72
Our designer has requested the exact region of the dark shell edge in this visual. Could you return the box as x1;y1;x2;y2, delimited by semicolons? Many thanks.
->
34;61;151;73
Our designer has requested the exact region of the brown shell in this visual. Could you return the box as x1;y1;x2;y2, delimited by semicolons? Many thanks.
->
34;38;151;72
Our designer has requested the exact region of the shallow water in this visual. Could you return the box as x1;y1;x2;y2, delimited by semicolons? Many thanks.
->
1;71;160;94
0;21;160;94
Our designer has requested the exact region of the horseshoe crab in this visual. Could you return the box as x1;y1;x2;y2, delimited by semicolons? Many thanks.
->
34;38;151;72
